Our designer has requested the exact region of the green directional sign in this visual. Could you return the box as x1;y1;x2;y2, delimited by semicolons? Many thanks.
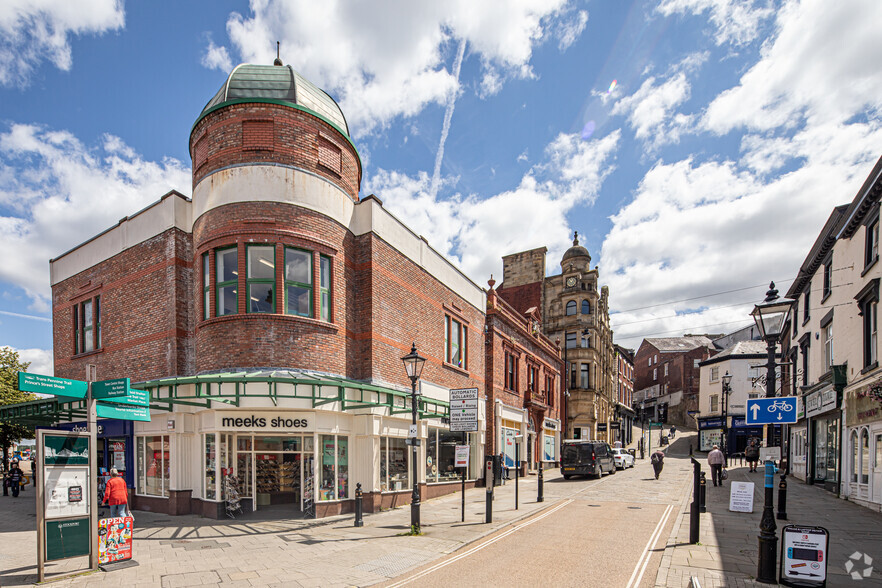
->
96;401;151;422
18;372;87;399
92;378;149;406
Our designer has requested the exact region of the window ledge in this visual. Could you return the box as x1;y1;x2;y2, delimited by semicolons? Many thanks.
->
71;348;104;360
442;362;469;376
861;361;879;375
821;291;831;304
802;316;811;326
199;313;339;332
862;256;879;277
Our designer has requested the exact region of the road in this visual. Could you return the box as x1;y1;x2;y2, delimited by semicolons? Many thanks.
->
383;437;693;588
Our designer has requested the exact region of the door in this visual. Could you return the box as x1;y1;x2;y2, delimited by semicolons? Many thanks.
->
874;434;882;504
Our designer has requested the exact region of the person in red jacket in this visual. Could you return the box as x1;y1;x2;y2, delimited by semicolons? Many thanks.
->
103;468;129;518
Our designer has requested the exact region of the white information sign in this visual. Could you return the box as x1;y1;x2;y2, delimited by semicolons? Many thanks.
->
781;525;828;586
408;424;418;439
455;445;469;468
759;447;781;462
449;387;479;432
728;481;755;513
43;465;90;519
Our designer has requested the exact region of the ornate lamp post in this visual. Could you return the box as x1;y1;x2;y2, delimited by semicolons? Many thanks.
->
401;342;427;533
721;371;732;460
750;282;794;584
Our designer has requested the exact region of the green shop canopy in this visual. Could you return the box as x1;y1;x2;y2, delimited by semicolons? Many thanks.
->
0;369;451;426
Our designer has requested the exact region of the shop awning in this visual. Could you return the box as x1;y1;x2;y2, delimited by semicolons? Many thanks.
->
0;369;451;426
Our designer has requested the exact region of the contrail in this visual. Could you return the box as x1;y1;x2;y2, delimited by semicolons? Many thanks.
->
0;310;51;322
429;38;467;199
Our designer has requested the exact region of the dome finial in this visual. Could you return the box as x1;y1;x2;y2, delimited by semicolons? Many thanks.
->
273;41;283;66
573;231;579;246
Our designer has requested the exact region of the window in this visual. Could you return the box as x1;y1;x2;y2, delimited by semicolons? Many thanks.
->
581;332;590;348
801;342;810;386
247;245;275;313
445;316;467;369
852;430;859;483
793;304;798;336
216;248;238;316
426;428;468;482
566;332;577;349
320;435;349;500
664;363;669;377
823;259;832;299
581;300;590;314
861;429;870;484
528;365;538;392
867;219;879;267
857;281;879;369
545;375;555;406
205;433;217;500
824;323;833;370
694;359;700;368
284;247;312;317
202;253;210;320
873;302;879;367
380;437;410;491
654;355;658;364
73;296;101;355
580;364;589;389
566;300;577;316
653;368;657;381
803;287;811;322
136;435;170;497
320;255;331;321
648;357;652;367
710;366;719;382
505;352;518;390
710;395;719;413
570;362;577;389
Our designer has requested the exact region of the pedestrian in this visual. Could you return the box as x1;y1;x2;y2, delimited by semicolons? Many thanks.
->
103;467;129;518
707;444;725;486
669;425;676;439
650;449;665;479
30;456;36;486
8;460;23;498
745;439;760;472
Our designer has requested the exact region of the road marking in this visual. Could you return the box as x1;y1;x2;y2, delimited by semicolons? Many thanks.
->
386;499;573;587
625;503;674;588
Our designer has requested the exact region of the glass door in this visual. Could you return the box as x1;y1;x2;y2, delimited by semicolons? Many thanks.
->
874;434;882;503
814;420;827;482
825;418;839;484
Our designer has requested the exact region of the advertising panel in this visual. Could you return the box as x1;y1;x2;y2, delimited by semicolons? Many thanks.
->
44;435;89;465
45;518;90;561
44;466;90;519
780;525;829;587
98;516;134;564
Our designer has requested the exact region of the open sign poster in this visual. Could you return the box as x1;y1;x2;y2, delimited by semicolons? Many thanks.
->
98;516;134;564
780;525;828;587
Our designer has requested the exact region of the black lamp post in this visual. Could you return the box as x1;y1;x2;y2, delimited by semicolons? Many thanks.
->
721;371;732;460
401;342;427;533
640;401;646;459
750;282;794;584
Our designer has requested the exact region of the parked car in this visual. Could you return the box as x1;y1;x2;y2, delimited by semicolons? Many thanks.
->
611;447;635;469
560;440;616;479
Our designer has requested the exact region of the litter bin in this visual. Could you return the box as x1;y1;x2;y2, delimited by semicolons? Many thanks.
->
491;454;503;487
627;448;636;458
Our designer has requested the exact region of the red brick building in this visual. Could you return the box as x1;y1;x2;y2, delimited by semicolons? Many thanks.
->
48;62;499;518
614;344;636;445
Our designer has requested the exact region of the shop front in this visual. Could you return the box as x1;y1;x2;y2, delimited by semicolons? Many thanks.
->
805;385;841;493
728;416;763;456
542;418;560;466
47;420;134;491
845;382;882;510
698;417;723;452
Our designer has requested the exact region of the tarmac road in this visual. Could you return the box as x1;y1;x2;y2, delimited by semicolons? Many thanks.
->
381;444;694;588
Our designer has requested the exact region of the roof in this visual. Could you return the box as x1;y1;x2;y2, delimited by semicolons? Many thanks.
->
643;336;715;352
786;204;850;298
562;232;590;263
700;340;777;366
838;154;882;240
195;64;350;138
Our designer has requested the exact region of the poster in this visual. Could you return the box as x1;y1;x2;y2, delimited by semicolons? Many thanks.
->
455;445;469;467
699;429;722;452
98;516;134;564
781;525;828;586
112;452;126;471
728;481;755;513
44;435;89;465
544;434;556;461
43;466;90;519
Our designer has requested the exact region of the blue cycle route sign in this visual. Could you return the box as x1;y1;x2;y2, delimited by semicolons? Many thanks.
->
746;397;797;425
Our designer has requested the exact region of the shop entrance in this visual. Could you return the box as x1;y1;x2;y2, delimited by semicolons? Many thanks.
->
236;435;315;513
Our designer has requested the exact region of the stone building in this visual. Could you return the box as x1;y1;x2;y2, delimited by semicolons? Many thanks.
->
496;234;617;441
614;344;636;446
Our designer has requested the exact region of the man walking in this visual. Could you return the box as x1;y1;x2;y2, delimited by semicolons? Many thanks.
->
650;449;665;480
8;460;23;498
103;468;129;518
745;439;760;472
708;444;726;486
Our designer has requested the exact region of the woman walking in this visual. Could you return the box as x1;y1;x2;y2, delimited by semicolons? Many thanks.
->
650;450;665;480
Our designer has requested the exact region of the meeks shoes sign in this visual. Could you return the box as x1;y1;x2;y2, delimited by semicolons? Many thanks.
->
216;412;312;431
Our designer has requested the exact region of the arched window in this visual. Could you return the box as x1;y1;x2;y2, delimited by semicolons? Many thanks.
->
566;300;577;315
862;429;870;484
852;430;859;483
581;300;590;314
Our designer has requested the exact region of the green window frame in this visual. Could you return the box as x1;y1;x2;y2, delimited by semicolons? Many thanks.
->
202;253;210;320
320;255;331;322
73;296;100;355
216;247;238;316
246;245;276;314
284;247;313;317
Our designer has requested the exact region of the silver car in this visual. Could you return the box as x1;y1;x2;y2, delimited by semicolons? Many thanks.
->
611;447;635;469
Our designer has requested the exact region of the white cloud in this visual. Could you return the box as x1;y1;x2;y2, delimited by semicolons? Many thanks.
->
656;0;773;47
366;130;620;284
0;124;190;309
704;0;882;134
556;9;589;50
612;73;692;149
0;0;124;87
11;347;54;377
217;0;584;134
201;40;232;72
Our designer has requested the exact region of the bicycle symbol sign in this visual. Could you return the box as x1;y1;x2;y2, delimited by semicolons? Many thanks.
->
746;397;798;425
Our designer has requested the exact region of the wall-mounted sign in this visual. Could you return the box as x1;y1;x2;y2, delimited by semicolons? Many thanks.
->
543;419;558;430
216;412;313;431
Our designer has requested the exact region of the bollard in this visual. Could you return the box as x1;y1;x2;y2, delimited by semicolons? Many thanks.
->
537;464;544;503
699;471;707;514
354;483;364;527
689;457;700;544
777;473;787;521
689;443;693;456
756;460;778;583
515;460;519;510
2;475;7;497
486;484;493;523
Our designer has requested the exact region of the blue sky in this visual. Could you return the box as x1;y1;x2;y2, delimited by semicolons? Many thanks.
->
1;0;881;375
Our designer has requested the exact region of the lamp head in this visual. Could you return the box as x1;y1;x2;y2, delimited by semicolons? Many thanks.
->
401;342;427;382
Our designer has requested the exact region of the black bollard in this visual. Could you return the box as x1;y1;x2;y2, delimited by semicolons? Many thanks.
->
537;464;544;503
486;483;493;523
515;460;519;510
757;460;778;583
690;457;700;544
689;443;693;456
699;471;707;514
777;473;787;520
354;483;364;527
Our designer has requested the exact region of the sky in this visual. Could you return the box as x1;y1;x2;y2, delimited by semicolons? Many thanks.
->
1;0;882;377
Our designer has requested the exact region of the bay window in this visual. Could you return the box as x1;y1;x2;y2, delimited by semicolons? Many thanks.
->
202;253;210;320
284;247;312;317
216;248;238;316
320;255;331;321
380;437;410;491
247;245;276;313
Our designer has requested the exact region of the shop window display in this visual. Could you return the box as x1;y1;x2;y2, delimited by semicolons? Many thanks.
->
136;435;169;497
381;437;410;491
319;435;349;500
205;433;217;500
426;428;463;482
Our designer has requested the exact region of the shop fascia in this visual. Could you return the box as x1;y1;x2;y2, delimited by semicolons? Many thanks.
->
805;385;839;419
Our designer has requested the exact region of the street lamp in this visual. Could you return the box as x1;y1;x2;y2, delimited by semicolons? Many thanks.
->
750;282;794;584
721;371;732;460
640;401;646;459
401;342;427;533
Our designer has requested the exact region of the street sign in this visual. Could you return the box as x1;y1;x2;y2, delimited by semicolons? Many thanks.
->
95;402;151;422
455;445;469;467
92;378;149;407
780;525;829;587
609;422;620;430
746;397;798;425
760;447;782;462
19;372;87;399
449;387;479;432
597;422;608;432
408;424;418;439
